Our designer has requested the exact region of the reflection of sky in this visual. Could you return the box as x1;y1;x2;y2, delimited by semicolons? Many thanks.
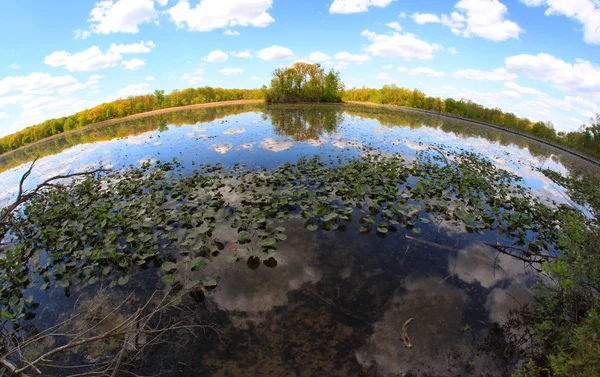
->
0;105;593;210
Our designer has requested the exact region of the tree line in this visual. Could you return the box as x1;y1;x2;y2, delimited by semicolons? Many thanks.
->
0;87;262;155
344;85;600;159
1;78;599;160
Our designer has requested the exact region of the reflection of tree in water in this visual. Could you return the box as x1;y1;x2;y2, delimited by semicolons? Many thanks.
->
266;105;343;141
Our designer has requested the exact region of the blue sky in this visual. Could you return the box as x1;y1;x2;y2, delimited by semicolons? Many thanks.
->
1;0;599;137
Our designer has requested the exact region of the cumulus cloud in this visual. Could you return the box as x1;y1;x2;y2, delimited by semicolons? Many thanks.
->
8;63;19;69
122;58;145;70
181;68;204;85
453;67;517;81
0;113;8;120
334;51;371;63
0;73;86;96
412;0;522;41
201;50;229;62
505;53;600;98
257;45;294;60
224;29;240;36
89;0;157;34
329;0;394;14
219;68;244;75
145;76;155;81
385;21;402;31
116;82;152;97
361;29;442;60
409;67;446;77
397;66;408;72
520;0;600;44
307;51;332;62
0;94;35;108
44;41;154;72
448;47;457;54
167;0;274;32
232;50;253;58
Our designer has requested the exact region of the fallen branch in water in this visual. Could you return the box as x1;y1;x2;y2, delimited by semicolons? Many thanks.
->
401;318;414;348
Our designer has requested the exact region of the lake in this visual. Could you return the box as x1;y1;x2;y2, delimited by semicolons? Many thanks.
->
0;103;597;376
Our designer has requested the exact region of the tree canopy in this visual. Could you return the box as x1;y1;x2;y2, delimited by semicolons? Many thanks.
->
263;62;344;103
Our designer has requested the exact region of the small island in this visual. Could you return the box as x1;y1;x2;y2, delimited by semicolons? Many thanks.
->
262;62;343;103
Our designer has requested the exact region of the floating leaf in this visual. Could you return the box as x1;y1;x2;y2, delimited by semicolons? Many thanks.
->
306;224;318;231
260;238;277;247
161;274;175;284
191;257;207;271
117;276;129;286
203;277;217;287
161;261;177;272
226;253;238;263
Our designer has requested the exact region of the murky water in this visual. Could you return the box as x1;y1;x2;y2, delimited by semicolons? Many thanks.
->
1;103;598;376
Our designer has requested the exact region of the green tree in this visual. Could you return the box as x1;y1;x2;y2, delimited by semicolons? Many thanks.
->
154;89;165;108
264;62;343;103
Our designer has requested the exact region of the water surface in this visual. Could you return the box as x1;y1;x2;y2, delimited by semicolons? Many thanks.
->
1;103;597;376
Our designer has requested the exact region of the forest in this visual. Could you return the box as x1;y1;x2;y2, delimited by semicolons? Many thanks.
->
0;80;599;160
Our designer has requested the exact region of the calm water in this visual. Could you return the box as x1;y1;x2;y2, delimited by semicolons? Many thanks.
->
1;103;597;376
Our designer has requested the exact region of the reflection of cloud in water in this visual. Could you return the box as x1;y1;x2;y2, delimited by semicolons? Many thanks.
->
356;277;496;376
212;142;233;154
306;137;327;147
331;138;363;149
448;243;533;289
153;141;162;146
210;222;321;327
403;139;428;151
260;138;293;152
223;128;246;135
486;284;533;324
238;142;255;149
138;157;156;166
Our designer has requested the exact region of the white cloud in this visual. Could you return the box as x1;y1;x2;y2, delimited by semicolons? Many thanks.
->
385;21;402;31
156;0;169;5
520;0;600;44
380;64;393;69
448;47;457;54
45;47;120;72
44;41;154;72
232;50;253;58
251;76;260;80
202;50;229;62
0;113;8;120
116;82;152;97
89;74;104;80
146;76;155;81
107;40;155;53
122;58;145;70
219;68;244;75
73;29;91;39
0;94;35;108
361;29;442;60
453;67;517;81
308;51;332;62
334;51;371;63
181;68;204;85
504;81;541;95
89;0;157;34
0;73;86;96
399;11;406;18
397;66;408;72
257;45;294;60
455;0;522;40
412;12;441;24
409;67;446;77
505;53;600;98
413;0;522;41
8;63;19;69
329;0;394;14
167;0;274;32
224;29;240;36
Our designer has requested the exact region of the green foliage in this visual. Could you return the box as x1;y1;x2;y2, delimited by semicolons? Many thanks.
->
0;87;264;155
264;62;343;103
344;85;600;159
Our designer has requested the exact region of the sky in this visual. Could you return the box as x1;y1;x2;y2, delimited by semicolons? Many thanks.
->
0;0;599;137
